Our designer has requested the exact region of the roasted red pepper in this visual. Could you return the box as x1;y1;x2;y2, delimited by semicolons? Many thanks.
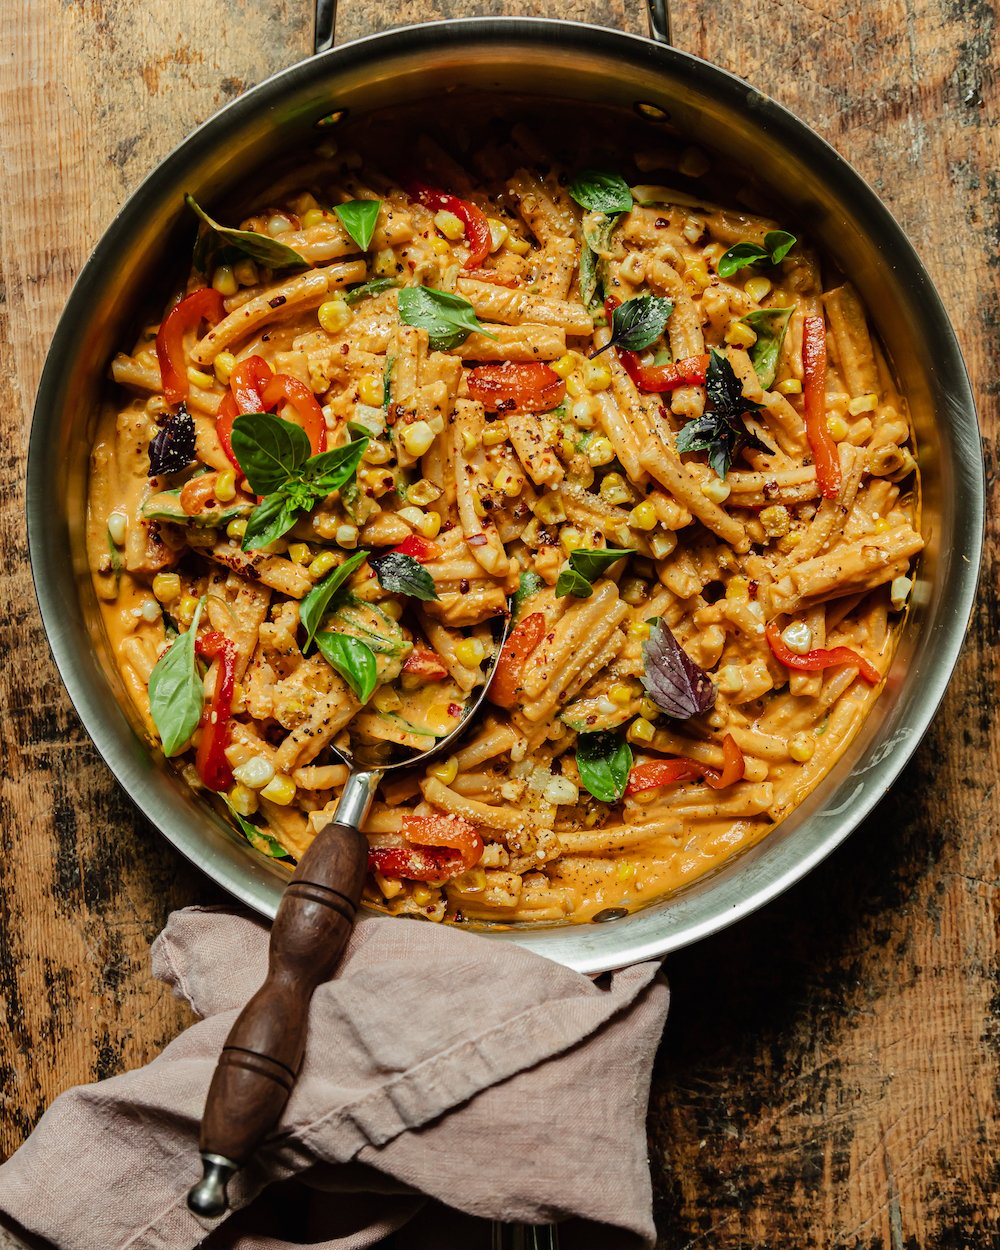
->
404;180;492;268
488;611;546;709
155;287;226;406
604;296;707;393
765;621;881;686
625;733;745;795
466;362;566;413
391;535;440;562
402;647;449;681
802;314;842;500
217;355;326;472
194;631;237;791
261;372;327;456
369;812;483;882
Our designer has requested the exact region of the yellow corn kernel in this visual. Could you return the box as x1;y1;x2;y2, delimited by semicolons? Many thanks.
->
301;207;327;228
599;472;631;506
744;276;772;303
725;322;758;349
629;501;657;531
759;505;791;538
873;515;891;534
233;258;258;286
176;595;199;624
639;696;660;720
226;518;247;540
725;576;750;602
848;393;878;416
649;531;677;560
559;526;583;555
628;621;651;641
533;493;566;525
609;682;635;706
362;440;392;466
486;218;508;252
407;478;443;506
482;421;509;446
584;359;613;392
152;573;181;603
373;248;397;277
260;774;296;806
617;860;636;883
381;600;404;621
701;478;732;504
702;241;726;265
227;783;259;817
461;429;478;455
287;542;312;566
788;733;816;763
586;436;615;467
428;235;451;256
434;209;466;240
211;265;238;298
358;372;384;406
620;578;647;606
373;687;402;713
560;437;576;460
308;551;339;579
565;373;586;399
493;467;522;497
776;378;802;395
401;420;435;459
551;353;576;380
504;231;531;256
455;638;486;669
214;351;237;386
317;297;351;334
187;366;215;390
627;717;656;745
410;882;436;906
679;145;711;178
429;756;459;786
214;469;236;503
375;871;404;899
415;511;442;539
781;622;813;654
686;260;711;290
826;413;849;441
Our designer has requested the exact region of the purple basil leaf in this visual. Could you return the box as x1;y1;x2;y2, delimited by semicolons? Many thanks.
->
148;405;196;476
640;619;716;719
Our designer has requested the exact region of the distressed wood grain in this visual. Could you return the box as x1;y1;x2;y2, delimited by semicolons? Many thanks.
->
0;0;996;1247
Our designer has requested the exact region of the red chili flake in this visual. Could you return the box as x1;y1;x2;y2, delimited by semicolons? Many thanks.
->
459;577;470;594
655;218;669;228
748;580;759;598
268;295;287;309
448;702;463;718
467;534;488;547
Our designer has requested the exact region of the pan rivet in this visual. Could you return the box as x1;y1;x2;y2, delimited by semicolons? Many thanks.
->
592;907;629;923
316;108;349;128
634;101;670;122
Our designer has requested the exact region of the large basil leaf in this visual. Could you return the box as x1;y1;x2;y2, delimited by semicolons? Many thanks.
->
717;230;797;279
368;550;439;601
335;199;382;251
299;550;369;650
316;631;379;702
147;598;205;756
568;170;633;215
592;296;673;358
576;730;633;803
397;286;494;351
231;412;312;495
186;194;307;270
742;306;795;389
640;618;716;719
300;439;370;493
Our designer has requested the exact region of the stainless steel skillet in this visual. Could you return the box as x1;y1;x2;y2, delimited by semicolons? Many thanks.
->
27;3;983;981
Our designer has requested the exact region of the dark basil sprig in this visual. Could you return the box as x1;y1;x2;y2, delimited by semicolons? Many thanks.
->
344;277;399;305
299;550;369;650
591;295;674;359
148;405;196;476
397;286;495;351
556;547;635;599
675;349;774;479
717;230;796;279
742;306;795;389
223;797;290;859
576;730;633;803
229;414;368;550
316;632;378;702
186;194;307;270
147;597;205;756
569;170;633;216
640;618;716;719
368;550;439;601
335;199;382;251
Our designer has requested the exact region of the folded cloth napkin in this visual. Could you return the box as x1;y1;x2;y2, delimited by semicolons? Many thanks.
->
0;906;669;1250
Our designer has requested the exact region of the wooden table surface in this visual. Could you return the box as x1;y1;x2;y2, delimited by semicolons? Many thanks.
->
1;0;996;1245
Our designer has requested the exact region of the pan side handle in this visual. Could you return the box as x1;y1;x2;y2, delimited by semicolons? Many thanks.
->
646;0;671;44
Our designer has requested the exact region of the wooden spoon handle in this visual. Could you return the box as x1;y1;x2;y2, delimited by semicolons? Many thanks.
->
187;818;369;1216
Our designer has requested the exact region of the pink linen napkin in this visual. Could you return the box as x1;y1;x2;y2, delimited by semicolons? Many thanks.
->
0;907;669;1250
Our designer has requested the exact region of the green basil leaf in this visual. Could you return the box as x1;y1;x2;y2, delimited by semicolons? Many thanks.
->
369;550;440;601
231;412;311;495
344;277;399;306
397;285;495;351
185;194;307;270
223;798;291;858
316;631;379;702
592;295;674;358
717;241;770;279
299;550;369;650
579;241;601;313
569;170;633;215
742;306;795;389
148;598;205;757
764;230;796;264
576;730;633;803
513;569;544;620
241;491;302;550
582;212;619;258
568;547;635;581
555;568;594;599
301;437;369;494
107;527;122;590
383;355;395;408
334;199;382;251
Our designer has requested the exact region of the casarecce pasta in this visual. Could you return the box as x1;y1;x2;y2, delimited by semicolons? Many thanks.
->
87;106;923;924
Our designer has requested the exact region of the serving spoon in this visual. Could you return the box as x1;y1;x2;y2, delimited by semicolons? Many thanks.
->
188;611;511;1217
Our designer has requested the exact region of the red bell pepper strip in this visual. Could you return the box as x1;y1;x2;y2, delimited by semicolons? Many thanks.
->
216;355;273;472
216;393;242;473
466;362;566;413
461;268;521;288
488;611;546;709
625;733;745;795
194;631;237;791
802;314;842;500
391;535;441;562
368;845;458;882
765;621;881;686
604;296;707;393
402;647;449;681
155;287;226;406
369;812;483;881
404;180;492;268
260;372;327;456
